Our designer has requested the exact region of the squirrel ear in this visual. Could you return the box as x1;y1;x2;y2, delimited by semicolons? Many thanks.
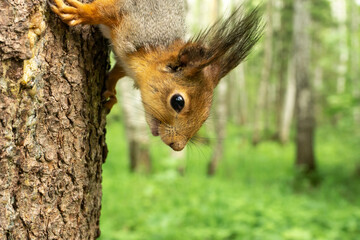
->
178;44;207;67
177;43;225;86
203;64;222;86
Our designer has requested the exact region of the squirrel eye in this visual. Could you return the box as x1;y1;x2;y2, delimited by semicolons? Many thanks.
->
170;94;185;113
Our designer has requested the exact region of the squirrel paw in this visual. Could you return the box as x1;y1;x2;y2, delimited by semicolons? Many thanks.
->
49;0;89;26
102;90;118;111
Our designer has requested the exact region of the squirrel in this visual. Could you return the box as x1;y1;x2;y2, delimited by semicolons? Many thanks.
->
49;0;262;151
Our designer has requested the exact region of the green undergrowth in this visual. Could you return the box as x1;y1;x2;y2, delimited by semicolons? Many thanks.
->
99;116;360;240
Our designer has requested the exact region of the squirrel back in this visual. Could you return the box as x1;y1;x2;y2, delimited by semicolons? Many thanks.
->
100;0;186;56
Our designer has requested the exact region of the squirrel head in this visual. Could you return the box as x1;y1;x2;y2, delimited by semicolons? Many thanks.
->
127;7;262;151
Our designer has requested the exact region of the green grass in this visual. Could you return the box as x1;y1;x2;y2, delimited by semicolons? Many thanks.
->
99;117;360;240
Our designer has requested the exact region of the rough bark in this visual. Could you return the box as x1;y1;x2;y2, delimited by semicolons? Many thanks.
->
0;1;109;239
293;0;316;172
118;77;151;173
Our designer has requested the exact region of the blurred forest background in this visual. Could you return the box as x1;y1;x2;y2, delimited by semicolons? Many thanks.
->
99;0;360;239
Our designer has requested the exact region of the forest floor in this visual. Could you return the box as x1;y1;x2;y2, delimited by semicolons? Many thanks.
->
99;115;360;240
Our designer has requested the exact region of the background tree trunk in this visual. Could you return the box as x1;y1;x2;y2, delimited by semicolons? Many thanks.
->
274;0;286;138
279;57;296;144
0;1;108;239
207;0;228;176
118;77;151;173
227;1;247;126
233;64;248;125
293;0;316;173
252;0;273;145
208;79;228;176
335;0;348;95
350;0;360;124
334;0;349;124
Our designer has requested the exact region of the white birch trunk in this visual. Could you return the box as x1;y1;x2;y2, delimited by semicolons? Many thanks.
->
227;64;247;125
334;0;348;95
207;0;228;176
118;77;151;173
208;78;228;175
279;57;296;144
252;0;273;144
237;64;248;125
226;0;247;126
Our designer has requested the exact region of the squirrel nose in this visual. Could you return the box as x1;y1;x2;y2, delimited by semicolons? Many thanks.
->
169;142;185;151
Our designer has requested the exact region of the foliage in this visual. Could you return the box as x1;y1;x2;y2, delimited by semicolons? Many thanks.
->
99;119;360;240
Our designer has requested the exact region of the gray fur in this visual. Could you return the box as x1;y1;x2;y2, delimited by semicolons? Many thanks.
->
102;0;186;57
124;0;186;48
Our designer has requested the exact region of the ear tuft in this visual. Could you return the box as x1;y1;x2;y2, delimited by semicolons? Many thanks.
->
184;6;263;82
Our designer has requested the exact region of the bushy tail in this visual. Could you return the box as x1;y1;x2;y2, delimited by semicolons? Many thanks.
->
190;6;264;79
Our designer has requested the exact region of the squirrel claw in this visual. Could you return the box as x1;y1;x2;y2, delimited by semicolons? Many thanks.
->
49;0;86;26
103;99;117;112
102;90;118;112
102;90;115;99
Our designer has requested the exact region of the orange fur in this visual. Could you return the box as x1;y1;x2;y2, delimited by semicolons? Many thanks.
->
122;41;215;150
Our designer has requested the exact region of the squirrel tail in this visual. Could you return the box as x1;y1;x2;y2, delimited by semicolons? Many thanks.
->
187;5;264;79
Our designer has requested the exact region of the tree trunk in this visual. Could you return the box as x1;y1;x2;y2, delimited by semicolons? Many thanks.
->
350;0;360;124
313;64;323;122
333;0;349;124
0;1;109;239
207;0;228;176
227;65;247;125
279;57;296;144
208;78;228;176
335;0;348;95
172;150;186;176
235;64;248;125
293;0;316;173
226;1;247;126
274;0;288;139
252;0;273;145
118;77;151;173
